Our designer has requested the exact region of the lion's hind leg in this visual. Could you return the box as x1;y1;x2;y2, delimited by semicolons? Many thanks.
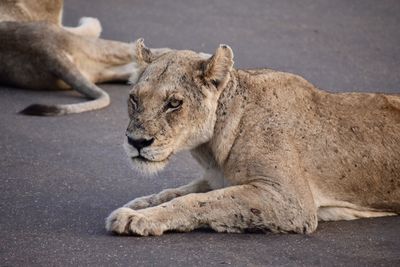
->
95;62;138;83
19;51;110;116
318;206;397;221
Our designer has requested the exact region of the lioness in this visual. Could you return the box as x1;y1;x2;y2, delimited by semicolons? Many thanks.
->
0;0;166;115
106;40;400;235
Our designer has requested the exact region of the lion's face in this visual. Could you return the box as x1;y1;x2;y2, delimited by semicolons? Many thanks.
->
125;40;234;173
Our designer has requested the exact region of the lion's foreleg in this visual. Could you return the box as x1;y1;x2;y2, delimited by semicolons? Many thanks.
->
106;181;318;236
123;178;211;210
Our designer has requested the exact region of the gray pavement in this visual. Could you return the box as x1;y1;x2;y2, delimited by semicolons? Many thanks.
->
1;0;400;266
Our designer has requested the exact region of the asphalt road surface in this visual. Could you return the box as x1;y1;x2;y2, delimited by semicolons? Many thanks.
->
1;0;400;266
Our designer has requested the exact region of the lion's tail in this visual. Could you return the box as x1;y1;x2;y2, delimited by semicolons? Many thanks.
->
19;54;110;116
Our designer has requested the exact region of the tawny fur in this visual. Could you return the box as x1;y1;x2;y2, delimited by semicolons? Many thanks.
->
106;42;399;236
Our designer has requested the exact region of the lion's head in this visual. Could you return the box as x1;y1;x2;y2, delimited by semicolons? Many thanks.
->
124;39;234;173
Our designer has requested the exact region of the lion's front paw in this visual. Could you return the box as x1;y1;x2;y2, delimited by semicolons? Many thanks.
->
105;207;164;236
124;190;184;210
123;195;154;210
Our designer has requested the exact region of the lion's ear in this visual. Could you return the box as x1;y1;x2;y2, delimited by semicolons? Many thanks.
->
202;44;234;89
134;38;154;64
129;38;154;84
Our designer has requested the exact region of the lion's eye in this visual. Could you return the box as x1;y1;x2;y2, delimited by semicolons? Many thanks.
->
167;99;183;110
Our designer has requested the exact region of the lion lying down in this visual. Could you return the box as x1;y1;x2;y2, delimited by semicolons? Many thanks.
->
0;0;168;115
107;40;400;235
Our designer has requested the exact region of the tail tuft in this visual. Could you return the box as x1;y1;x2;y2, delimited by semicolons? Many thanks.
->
19;104;63;116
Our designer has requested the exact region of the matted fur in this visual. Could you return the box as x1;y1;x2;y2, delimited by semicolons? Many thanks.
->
106;41;399;236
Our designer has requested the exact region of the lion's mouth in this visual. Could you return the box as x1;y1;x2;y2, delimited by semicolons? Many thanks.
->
131;154;170;163
132;155;151;162
128;153;171;174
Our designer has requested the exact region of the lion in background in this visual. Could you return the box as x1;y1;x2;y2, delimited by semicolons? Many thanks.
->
106;40;399;235
0;0;167;115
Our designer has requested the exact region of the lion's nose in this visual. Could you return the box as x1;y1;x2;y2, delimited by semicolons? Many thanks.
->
127;136;154;150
